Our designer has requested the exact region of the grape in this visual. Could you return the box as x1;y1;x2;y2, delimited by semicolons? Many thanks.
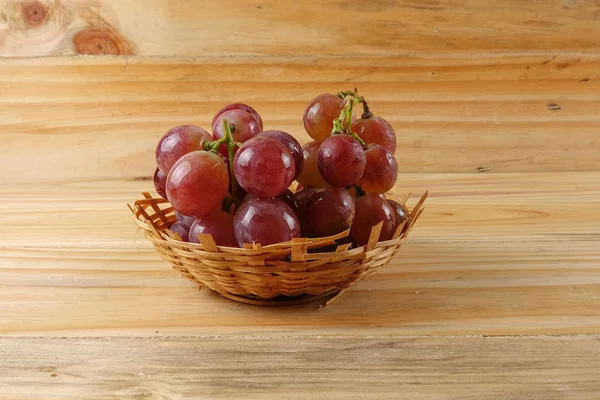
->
258;130;304;178
303;93;345;142
233;137;295;198
351;116;396;153
156;125;212;174
318;135;366;187
212;109;261;143
306;187;355;237
188;209;237;247
153;167;167;198
175;211;196;228
277;189;295;209
234;198;300;246
296;141;327;188
358;144;398;194
350;194;396;246
170;221;190;242
166;151;229;217
243;192;258;202
387;199;409;234
212;103;263;131
292;186;318;237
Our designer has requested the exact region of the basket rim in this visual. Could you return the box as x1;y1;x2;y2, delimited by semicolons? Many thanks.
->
129;191;427;257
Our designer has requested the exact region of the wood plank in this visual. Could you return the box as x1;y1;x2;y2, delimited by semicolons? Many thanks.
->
1;335;599;399
2;0;600;56
1;172;599;336
1;55;599;179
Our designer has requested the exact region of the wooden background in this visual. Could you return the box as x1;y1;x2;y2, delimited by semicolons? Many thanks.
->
1;0;600;398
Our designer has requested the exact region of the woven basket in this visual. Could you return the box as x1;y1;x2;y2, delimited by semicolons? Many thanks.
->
129;191;427;306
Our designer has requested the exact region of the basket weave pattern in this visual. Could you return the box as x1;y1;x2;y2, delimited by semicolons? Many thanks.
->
130;192;427;306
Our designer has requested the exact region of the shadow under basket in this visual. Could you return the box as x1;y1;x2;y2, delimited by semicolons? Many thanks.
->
129;191;427;306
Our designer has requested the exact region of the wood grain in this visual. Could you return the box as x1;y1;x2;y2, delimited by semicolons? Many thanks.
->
1;335;599;399
1;55;599;183
1;172;599;336
2;0;600;56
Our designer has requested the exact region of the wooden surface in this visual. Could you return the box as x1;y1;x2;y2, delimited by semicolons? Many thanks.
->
2;0;600;56
1;55;600;179
2;1;600;398
2;336;600;400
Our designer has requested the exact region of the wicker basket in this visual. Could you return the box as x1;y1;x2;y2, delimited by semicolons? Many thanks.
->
129;191;427;306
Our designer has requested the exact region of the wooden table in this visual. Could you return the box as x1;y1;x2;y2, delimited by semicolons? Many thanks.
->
1;1;600;398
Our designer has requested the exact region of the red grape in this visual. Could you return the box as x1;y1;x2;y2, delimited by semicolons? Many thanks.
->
351;116;396;153
212;103;263;131
318;135;366;187
350;194;396;246
169;221;190;242
277;189;295;209
188;209;237;247
153;167;167;198
175;211;196;228
306;187;355;237
166;151;229;217
293;186;318;237
387;199;409;234
233;137;295;199
296;141;327;188
233;198;300;246
358;144;398;194
258;130;304;178
212;109;261;143
156;125;212;174
303;93;345;142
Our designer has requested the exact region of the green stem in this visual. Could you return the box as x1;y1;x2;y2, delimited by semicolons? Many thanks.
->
345;99;354;128
222;119;240;206
203;139;220;153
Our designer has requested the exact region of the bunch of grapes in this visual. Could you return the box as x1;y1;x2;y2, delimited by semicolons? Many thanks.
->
153;90;408;248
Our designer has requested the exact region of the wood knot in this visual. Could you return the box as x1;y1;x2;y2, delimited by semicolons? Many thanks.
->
547;103;562;111
72;27;132;55
21;1;48;27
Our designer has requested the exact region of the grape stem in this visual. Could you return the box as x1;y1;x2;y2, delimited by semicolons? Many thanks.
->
337;88;373;120
222;119;241;207
331;92;368;149
360;98;373;119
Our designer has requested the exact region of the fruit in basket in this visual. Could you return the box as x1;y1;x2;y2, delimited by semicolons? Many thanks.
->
212;103;263;131
166;151;229;217
293;186;319;237
257;130;304;178
306;186;355;237
351;115;396;153
388;199;409;233
175;211;196;228
296;141;327;188
303;93;346;142
153;167;167;198
350;194;396;246
213;109;261;144
277;189;296;209
358;144;398;194
170;221;190;242
188;209;237;247
233;136;295;199
234;198;300;246
150;88;404;248
318;135;366;187
156;125;212;174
